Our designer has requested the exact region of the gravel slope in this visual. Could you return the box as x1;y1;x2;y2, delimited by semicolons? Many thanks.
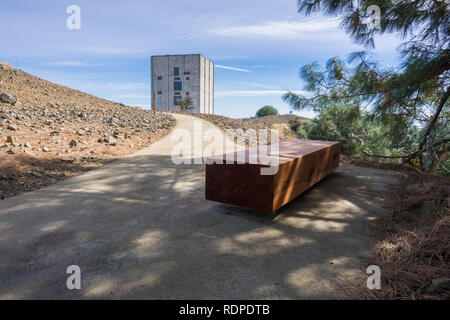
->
0;65;175;199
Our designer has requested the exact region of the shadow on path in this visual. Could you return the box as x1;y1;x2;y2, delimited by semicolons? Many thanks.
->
0;149;399;299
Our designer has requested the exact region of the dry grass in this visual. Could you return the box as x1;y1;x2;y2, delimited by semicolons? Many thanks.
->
340;155;422;174
366;171;450;299
0;154;54;177
0;153;109;199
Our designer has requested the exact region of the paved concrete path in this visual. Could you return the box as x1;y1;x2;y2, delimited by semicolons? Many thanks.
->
0;114;400;299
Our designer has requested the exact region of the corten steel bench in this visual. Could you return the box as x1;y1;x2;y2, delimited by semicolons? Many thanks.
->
205;139;340;213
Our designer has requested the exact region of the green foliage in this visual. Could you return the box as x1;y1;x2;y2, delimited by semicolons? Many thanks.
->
289;118;303;133
297;0;449;49
256;105;278;118
298;104;362;155
297;103;420;157
285;1;449;170
283;54;448;140
177;96;195;112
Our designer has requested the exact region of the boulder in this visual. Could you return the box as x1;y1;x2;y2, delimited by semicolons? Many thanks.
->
31;171;42;177
108;137;118;146
0;93;16;105
69;140;77;148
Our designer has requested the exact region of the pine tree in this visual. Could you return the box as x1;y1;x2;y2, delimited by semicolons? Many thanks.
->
284;0;449;168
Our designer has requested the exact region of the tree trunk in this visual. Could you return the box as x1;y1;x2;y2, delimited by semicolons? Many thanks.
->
417;86;450;152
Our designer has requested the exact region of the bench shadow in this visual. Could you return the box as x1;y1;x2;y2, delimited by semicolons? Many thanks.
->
213;172;341;223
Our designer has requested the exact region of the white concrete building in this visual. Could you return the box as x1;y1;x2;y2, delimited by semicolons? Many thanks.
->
151;54;214;114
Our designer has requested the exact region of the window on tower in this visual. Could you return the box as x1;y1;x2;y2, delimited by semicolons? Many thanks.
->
174;81;182;91
174;67;179;76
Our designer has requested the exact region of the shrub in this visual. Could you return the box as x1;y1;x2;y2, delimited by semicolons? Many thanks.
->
177;96;195;112
256;105;278;118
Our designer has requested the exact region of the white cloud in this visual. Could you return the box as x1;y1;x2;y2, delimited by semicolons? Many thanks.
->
215;64;251;72
215;90;309;97
237;82;277;89
211;17;340;39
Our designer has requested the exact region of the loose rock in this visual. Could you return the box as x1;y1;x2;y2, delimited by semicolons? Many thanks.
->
69;140;77;148
0;92;16;105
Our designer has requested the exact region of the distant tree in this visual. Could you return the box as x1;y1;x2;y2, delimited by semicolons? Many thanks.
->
177;96;195;112
256;105;278;118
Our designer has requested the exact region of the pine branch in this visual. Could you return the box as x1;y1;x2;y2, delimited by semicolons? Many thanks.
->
351;133;449;163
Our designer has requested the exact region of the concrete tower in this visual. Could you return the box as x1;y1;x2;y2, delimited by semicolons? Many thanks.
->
151;54;214;114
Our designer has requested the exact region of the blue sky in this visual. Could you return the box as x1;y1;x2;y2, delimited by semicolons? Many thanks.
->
0;0;403;118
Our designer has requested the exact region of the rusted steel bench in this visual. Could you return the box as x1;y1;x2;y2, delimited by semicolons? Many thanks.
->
205;139;340;213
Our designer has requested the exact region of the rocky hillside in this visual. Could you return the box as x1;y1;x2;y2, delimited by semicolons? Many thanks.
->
0;64;175;199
